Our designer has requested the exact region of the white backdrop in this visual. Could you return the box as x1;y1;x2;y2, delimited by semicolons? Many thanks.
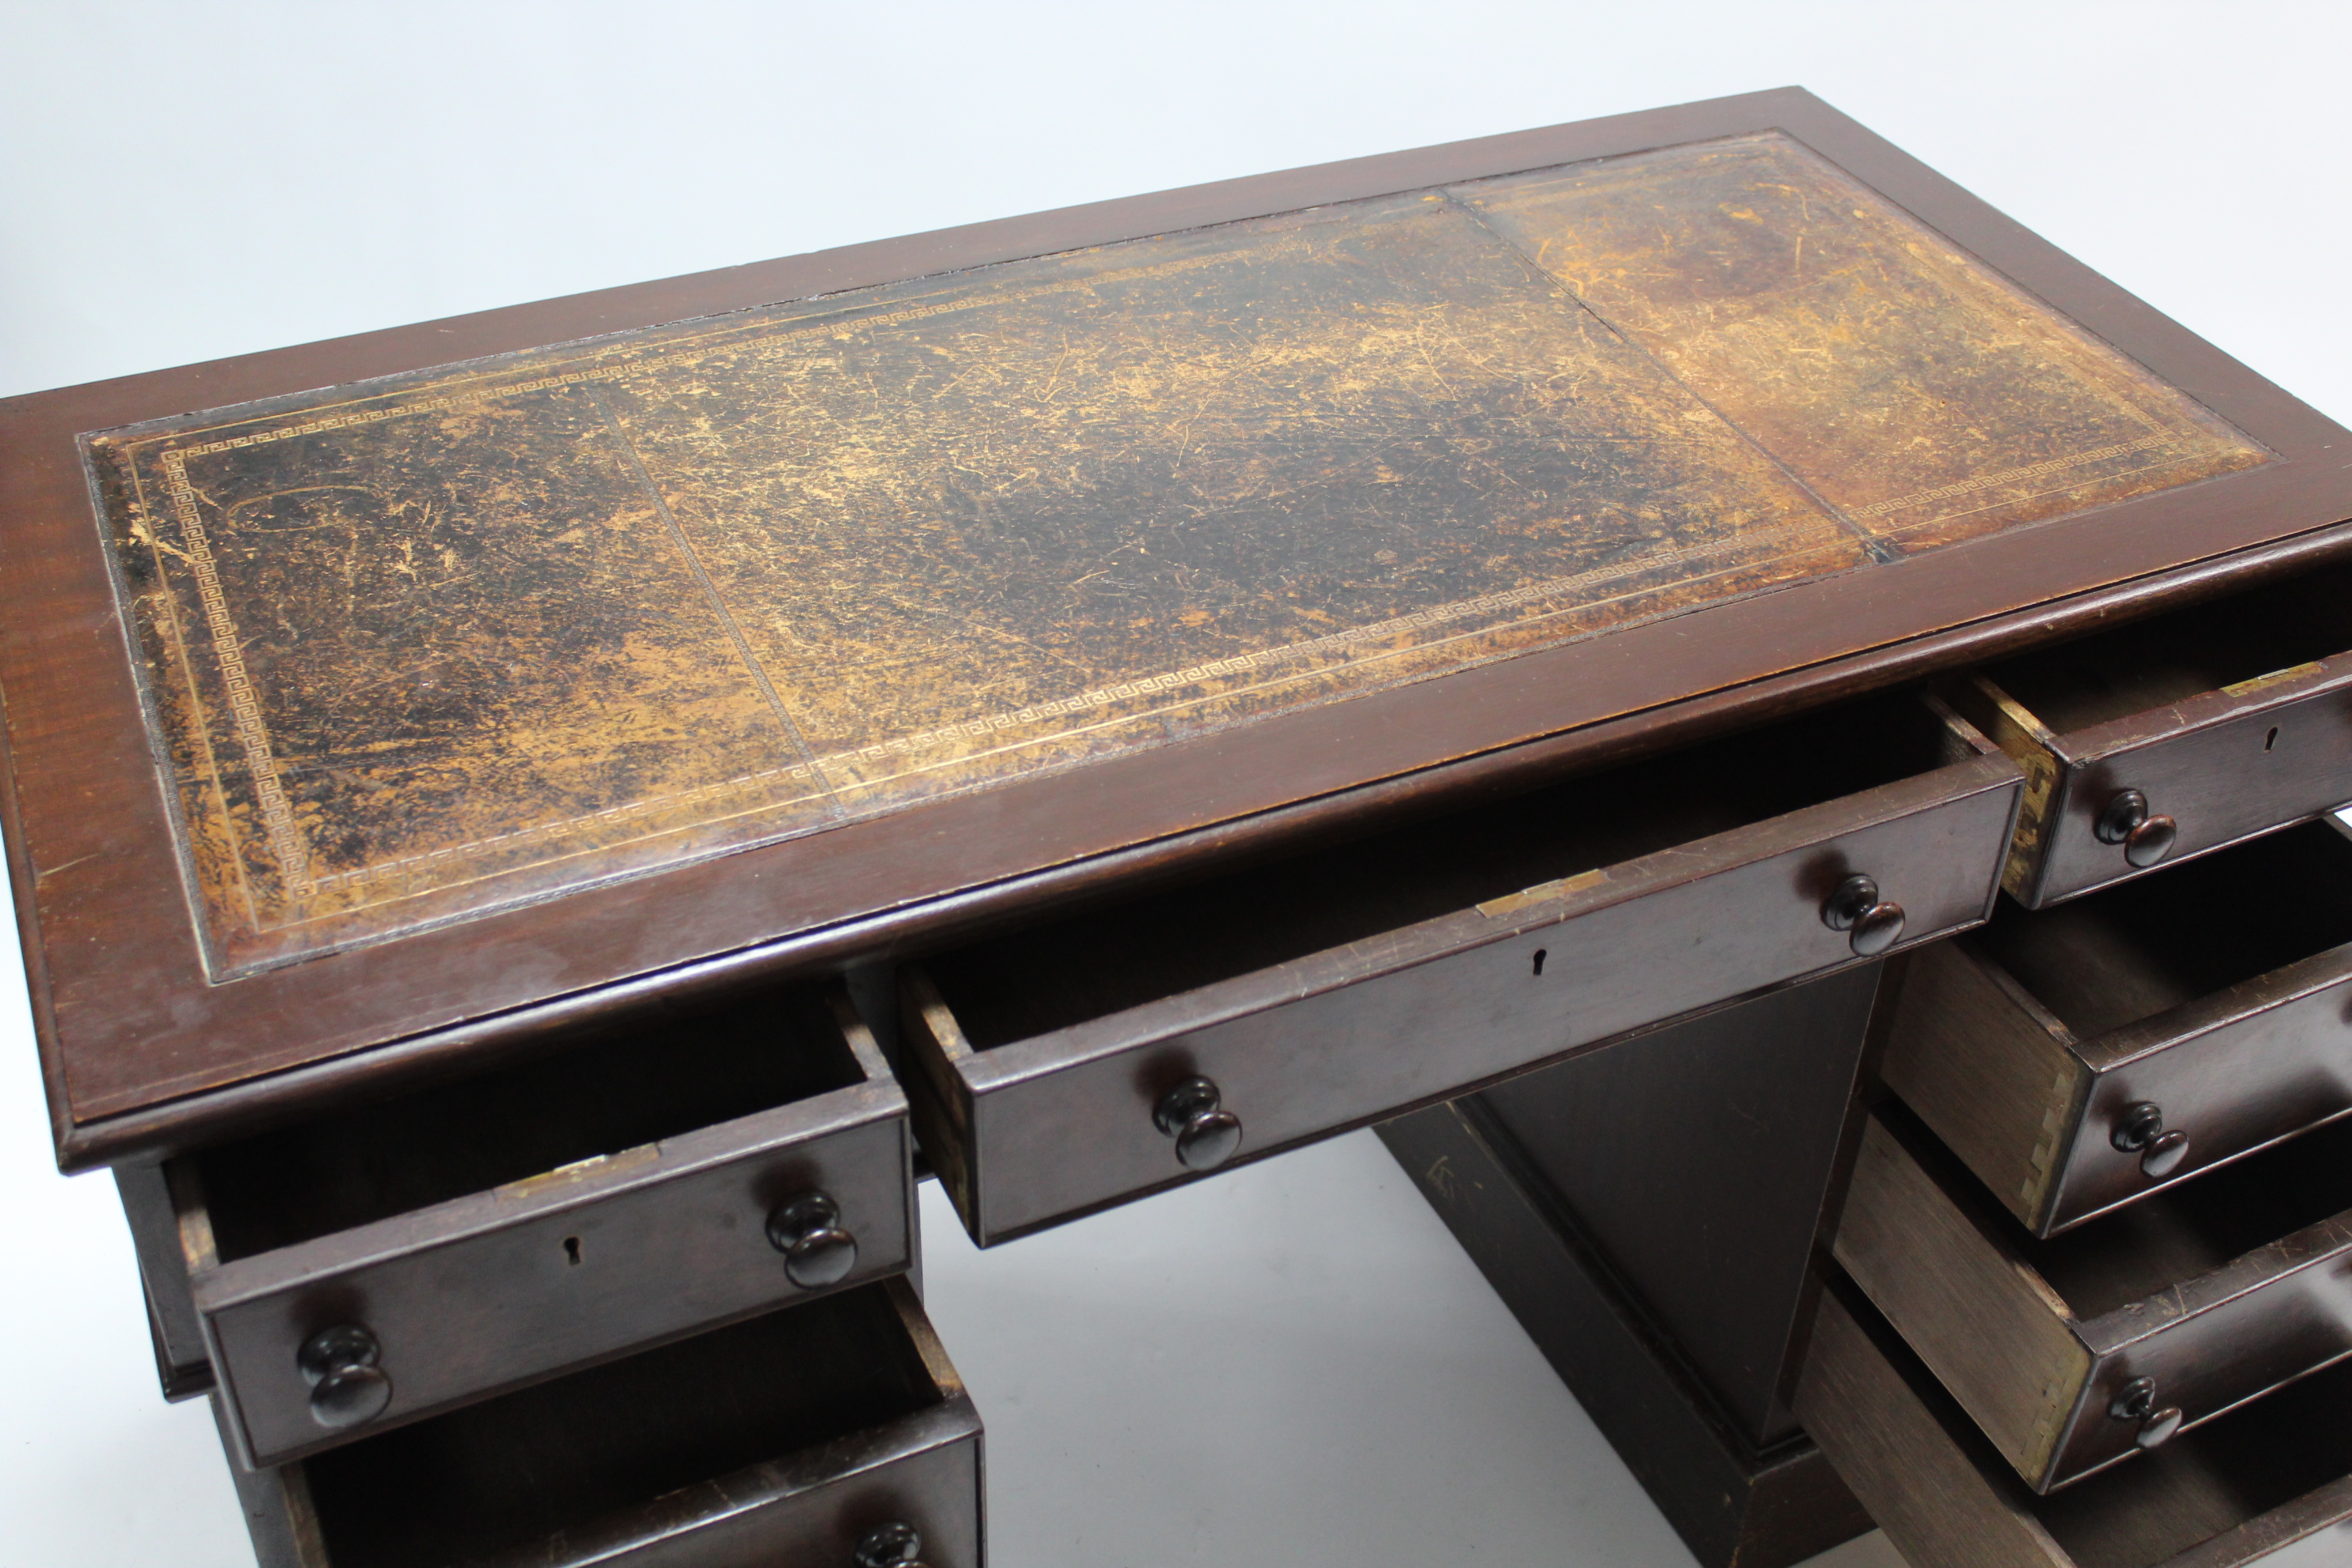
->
2;4;2348;1565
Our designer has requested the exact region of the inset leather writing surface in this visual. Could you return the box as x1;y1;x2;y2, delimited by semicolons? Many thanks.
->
90;186;1855;974
86;132;2261;977
1462;135;2266;553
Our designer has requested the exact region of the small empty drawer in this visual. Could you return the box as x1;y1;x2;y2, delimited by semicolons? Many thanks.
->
172;987;913;1468
1799;1275;2352;1568
1834;1104;2352;1495
1952;561;2352;908
223;1279;982;1568
1882;818;2352;1237
902;692;2020;1244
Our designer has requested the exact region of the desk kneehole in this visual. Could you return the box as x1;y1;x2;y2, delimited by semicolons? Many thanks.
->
898;692;2021;1246
1833;1103;2352;1496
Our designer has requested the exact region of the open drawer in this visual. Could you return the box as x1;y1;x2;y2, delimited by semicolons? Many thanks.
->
167;987;913;1469
1882;818;2352;1237
1951;561;2352;909
1834;1104;2352;1495
1799;1274;2352;1568
900;692;2021;1244
224;1279;982;1568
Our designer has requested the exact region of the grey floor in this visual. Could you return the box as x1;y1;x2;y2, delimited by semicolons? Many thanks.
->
2;5;2347;1565
913;1132;1907;1567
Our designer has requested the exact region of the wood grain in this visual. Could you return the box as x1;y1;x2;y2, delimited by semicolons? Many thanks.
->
1797;1281;2074;1568
1879;937;2088;1234
896;966;981;1235
1835;1113;2091;1487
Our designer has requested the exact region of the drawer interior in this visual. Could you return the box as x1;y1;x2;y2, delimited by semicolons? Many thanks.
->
2026;1114;2352;1317
1833;1275;2352;1568
1980;559;2352;733
929;692;1967;1048
1974;819;2352;1037
2034;1361;2352;1567
189;990;866;1262
299;1283;940;1568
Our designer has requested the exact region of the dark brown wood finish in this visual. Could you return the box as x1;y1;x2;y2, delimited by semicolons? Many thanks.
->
47;526;2347;1177
1799;1273;2352;1568
1473;962;1888;1447
7;88;2351;1169
1836;1103;2352;1494
1951;562;2352;907
1375;973;1884;1568
900;695;2016;1243
178;988;915;1469
116;1160;214;1401
217;1279;983;1568
1884;820;2352;1237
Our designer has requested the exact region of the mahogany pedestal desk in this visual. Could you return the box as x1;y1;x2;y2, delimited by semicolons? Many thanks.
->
6;88;2352;1567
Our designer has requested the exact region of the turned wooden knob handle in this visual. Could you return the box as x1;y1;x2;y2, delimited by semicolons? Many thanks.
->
767;1191;859;1289
2094;789;2178;869
1822;875;1906;957
2111;1102;2191;1179
299;1323;392;1430
854;1522;928;1567
2109;1376;2183;1451
1154;1077;1243;1171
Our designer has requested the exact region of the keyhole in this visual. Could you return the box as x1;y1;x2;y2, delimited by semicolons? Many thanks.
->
1532;949;1548;977
2266;726;2280;752
563;1236;582;1267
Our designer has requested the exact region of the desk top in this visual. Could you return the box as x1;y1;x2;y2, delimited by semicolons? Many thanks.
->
6;89;2347;1163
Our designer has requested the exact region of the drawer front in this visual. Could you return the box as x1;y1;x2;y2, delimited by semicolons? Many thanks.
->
203;1100;912;1468
220;1279;983;1568
1838;1108;2352;1492
1798;1279;2352;1568
1885;937;2352;1238
226;1400;981;1568
954;774;2017;1241
2065;1238;2352;1486
2035;683;2352;906
480;1409;983;1568
2054;968;2352;1230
